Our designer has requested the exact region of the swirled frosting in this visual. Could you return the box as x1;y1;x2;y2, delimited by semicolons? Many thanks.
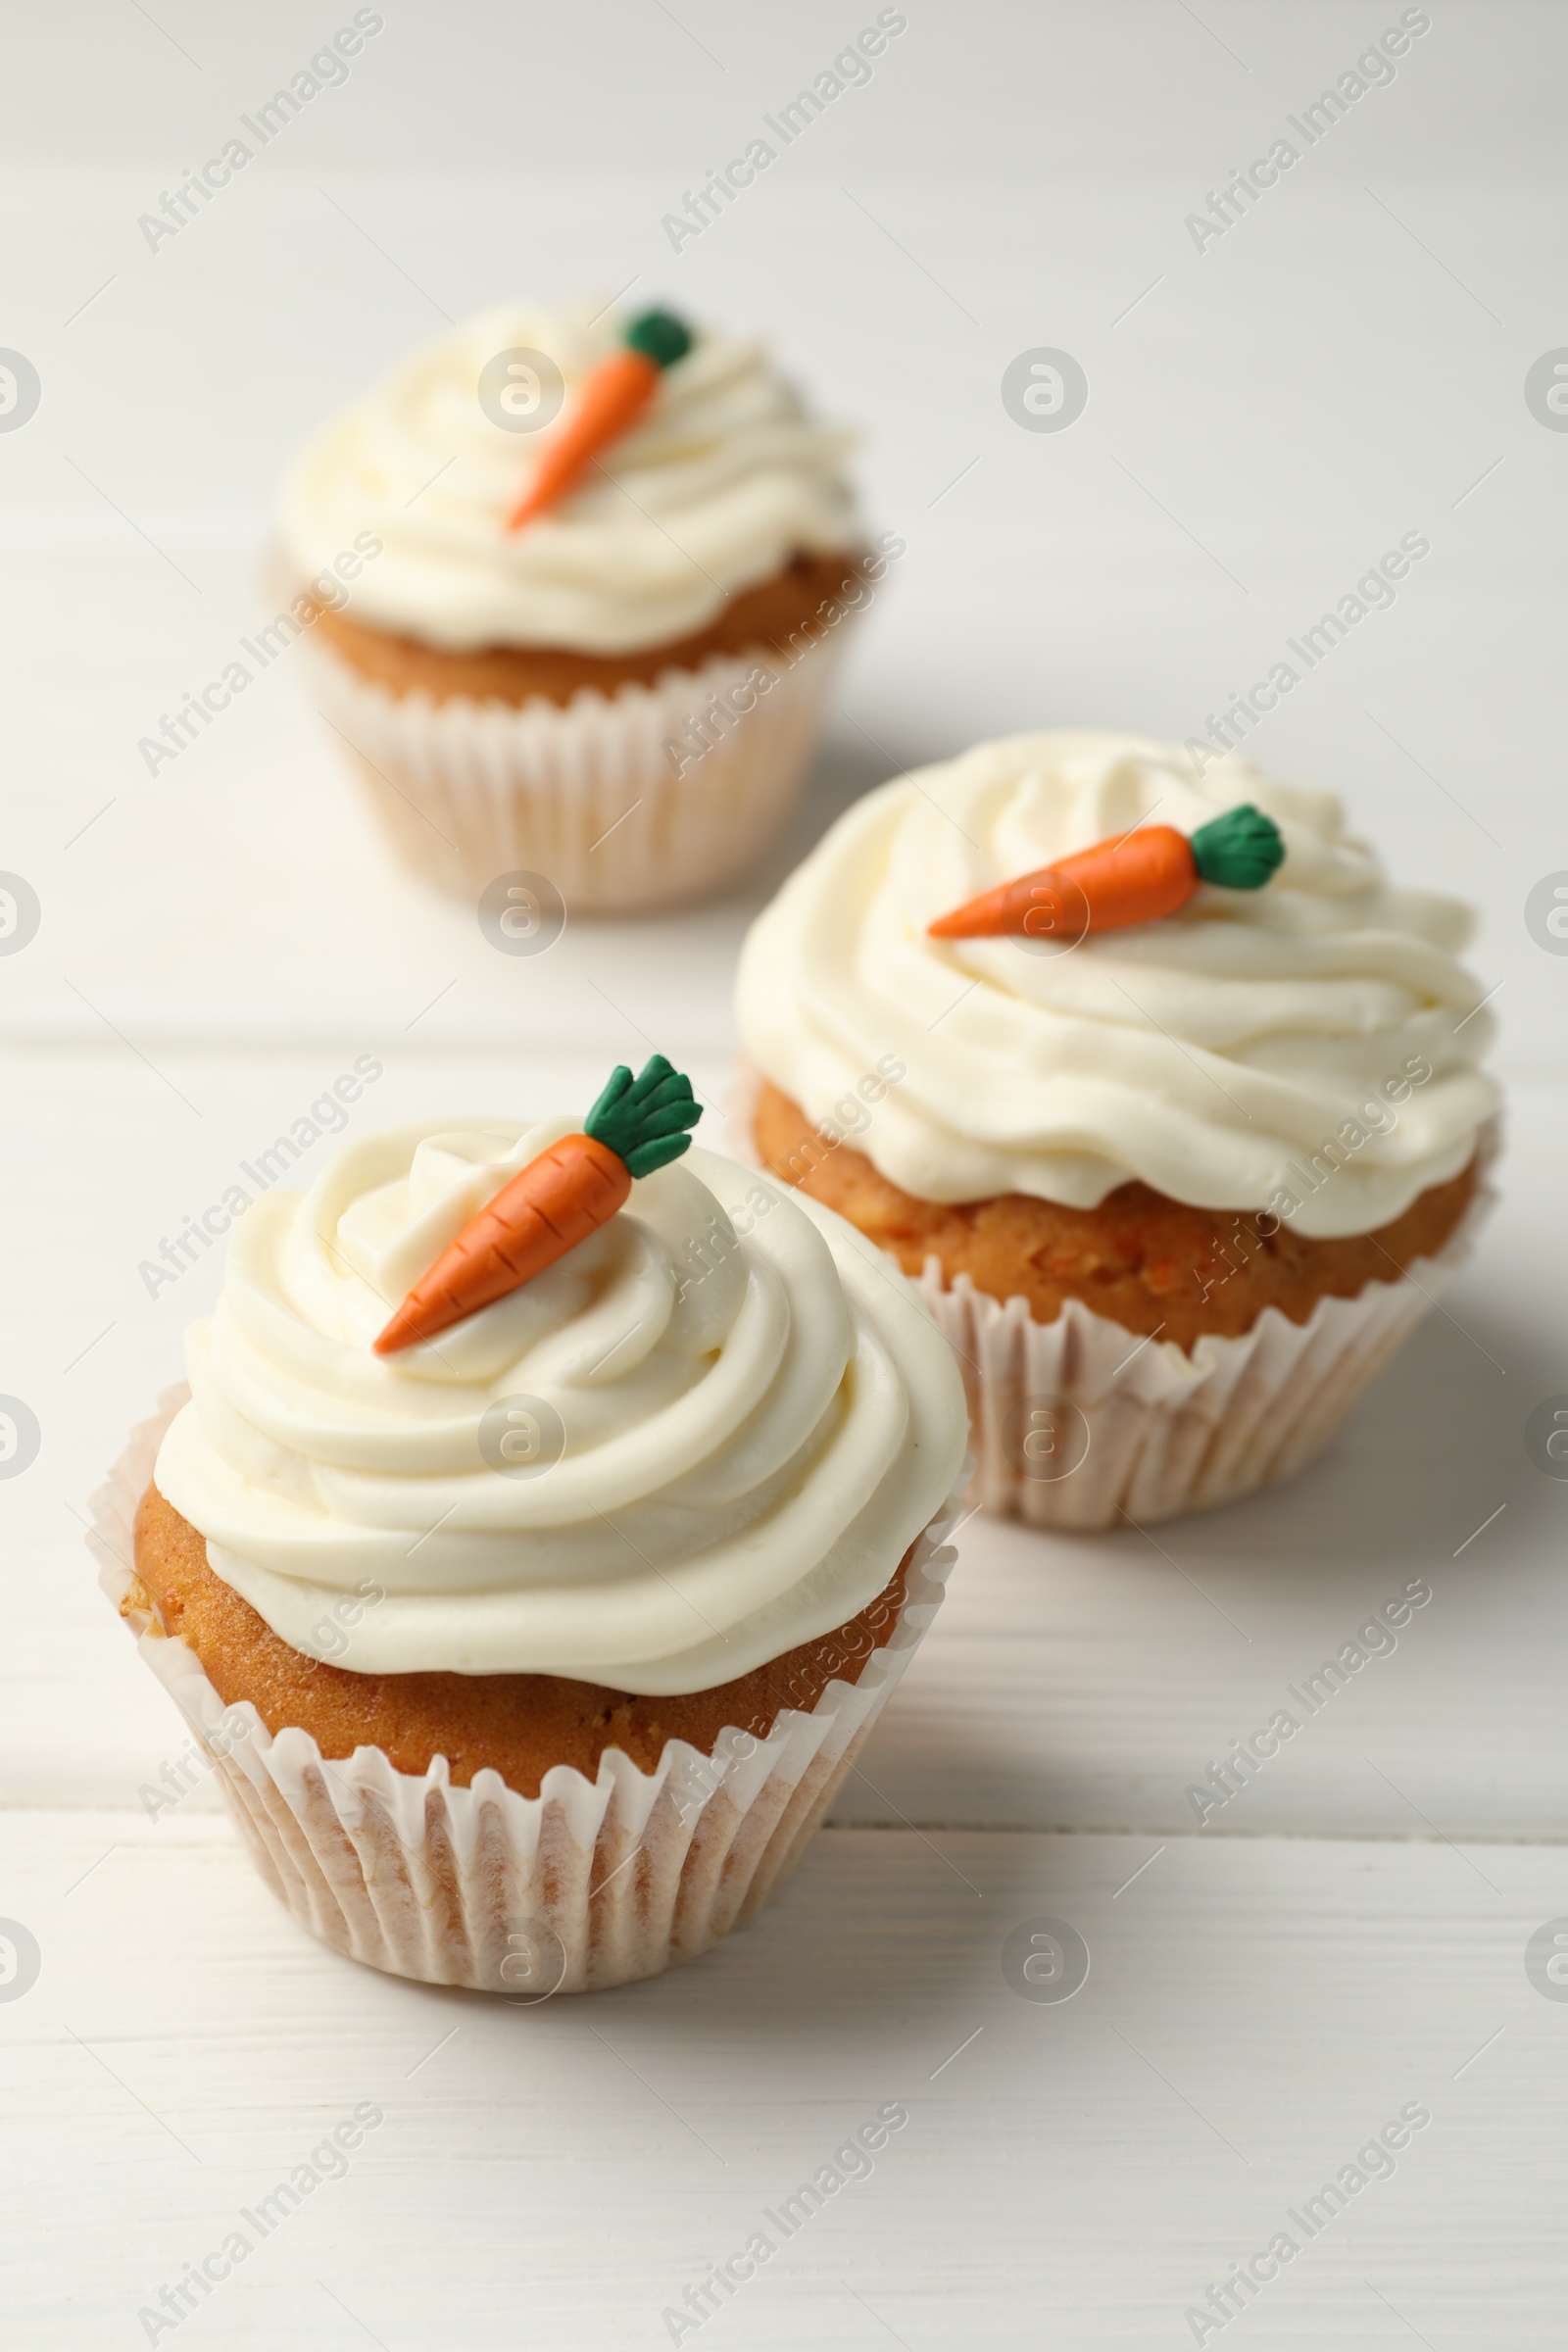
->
736;732;1499;1238
153;1122;964;1690
278;301;859;655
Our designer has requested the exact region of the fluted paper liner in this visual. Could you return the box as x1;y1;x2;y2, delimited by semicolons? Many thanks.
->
730;1061;1495;1529
304;630;844;915
913;1203;1487;1529
91;1392;960;1995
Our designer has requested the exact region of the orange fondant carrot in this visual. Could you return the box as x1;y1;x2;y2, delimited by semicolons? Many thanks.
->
505;309;694;531
373;1056;702;1354
927;805;1285;941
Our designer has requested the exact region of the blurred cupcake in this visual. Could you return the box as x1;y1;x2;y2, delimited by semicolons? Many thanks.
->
735;731;1499;1530
93;1060;965;1993
280;300;891;914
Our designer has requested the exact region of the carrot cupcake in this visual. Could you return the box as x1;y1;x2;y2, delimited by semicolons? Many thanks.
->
280;300;889;913
735;731;1499;1529
92;1060;965;1992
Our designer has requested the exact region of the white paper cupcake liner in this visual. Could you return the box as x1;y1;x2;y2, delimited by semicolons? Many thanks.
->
912;1200;1488;1529
732;1063;1496;1529
90;1392;961;1996
303;630;844;915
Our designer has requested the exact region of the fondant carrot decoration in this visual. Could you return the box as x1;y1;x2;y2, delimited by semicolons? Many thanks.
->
928;805;1285;941
504;309;694;530
373;1056;702;1354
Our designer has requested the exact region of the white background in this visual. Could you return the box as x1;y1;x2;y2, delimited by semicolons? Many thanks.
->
2;3;1566;2344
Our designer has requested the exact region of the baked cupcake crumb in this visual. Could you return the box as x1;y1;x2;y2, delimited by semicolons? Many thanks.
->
755;1079;1479;1351
133;1482;911;1798
307;548;861;708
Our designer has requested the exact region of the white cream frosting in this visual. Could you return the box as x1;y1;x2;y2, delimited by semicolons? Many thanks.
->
279;301;859;656
736;731;1499;1239
153;1123;964;1691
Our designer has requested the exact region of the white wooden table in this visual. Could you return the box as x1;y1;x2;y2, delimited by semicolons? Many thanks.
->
4;6;1566;2343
